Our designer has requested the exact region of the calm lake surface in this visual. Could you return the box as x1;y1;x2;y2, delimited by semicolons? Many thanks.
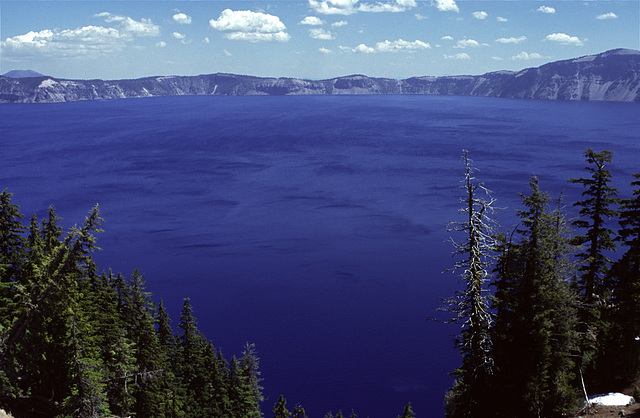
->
1;95;639;417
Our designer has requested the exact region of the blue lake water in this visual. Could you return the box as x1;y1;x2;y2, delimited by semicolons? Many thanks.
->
1;95;639;417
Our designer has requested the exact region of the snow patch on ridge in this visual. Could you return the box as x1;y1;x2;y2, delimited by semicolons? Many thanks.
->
589;393;635;406
39;78;57;89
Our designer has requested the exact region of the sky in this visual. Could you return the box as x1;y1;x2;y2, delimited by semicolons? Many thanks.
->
1;0;639;80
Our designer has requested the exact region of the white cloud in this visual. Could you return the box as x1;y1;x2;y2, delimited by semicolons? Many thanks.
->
545;32;584;46
1;26;129;58
536;6;556;14
497;16;508;22
350;39;430;53
209;9;290;42
444;52;470;60
512;51;545;60
376;39;430;52
203;37;210;44
492;56;504;61
156;41;167;47
172;32;186;40
472;11;488;20
308;0;359;15
309;28;335;40
441;35;454;41
454;38;482;48
173;12;192;25
359;0;417;13
319;47;332;54
223;49;232;56
596;12;618;20
496;36;527;44
309;0;417;14
354;43;376;53
434;0;459;13
332;20;349;27
95;12;160;37
415;13;428;20
300;16;325;25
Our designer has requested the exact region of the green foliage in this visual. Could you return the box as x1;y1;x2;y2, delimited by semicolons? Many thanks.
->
491;177;579;417
398;402;416;418
0;195;263;418
291;403;308;418
273;394;291;418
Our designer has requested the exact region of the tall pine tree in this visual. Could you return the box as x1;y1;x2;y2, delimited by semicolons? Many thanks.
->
441;150;498;417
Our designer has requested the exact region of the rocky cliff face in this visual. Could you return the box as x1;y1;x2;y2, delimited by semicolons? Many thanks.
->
1;49;639;103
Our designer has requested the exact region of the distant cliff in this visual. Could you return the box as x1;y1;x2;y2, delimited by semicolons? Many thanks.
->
1;48;639;103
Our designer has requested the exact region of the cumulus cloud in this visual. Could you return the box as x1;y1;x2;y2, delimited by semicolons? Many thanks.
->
332;20;349;27
309;28;335;40
209;9;290;42
319;47;332;54
308;0;417;15
1;26;129;58
536;5;556;14
454;38;483;48
351;39;430;53
512;51;545;60
472;11;488;20
172;32;186;39
95;12;160;37
309;0;359;15
156;41;167;47
354;43;376;53
434;0;459;13
415;13;428;20
441;35;454;41
359;0;417;13
596;12;618;20
496;36;527;44
545;32;584;46
444;52;470;60
376;39;430;51
300;16;325;25
497;16;508;22
173;12;192;24
202;37;210;44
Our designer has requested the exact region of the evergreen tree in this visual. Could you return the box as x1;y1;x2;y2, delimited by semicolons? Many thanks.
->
441;151;498;417
491;177;578;417
599;172;640;387
398;402;416;418
291;403;308;418
237;342;264;417
273;394;291;418
568;149;619;385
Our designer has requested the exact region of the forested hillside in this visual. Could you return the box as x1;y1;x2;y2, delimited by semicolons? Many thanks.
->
0;194;267;417
442;150;640;417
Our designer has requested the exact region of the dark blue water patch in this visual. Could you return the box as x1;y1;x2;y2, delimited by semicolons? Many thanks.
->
1;94;639;418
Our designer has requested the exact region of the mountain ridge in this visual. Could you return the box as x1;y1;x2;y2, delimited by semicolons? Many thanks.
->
1;48;639;103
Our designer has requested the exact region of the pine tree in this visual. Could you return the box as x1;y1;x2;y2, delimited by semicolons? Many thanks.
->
441;151;498;417
491;177;578;417
291;403;308;418
569;149;618;302
568;149;619;385
398;402;416;418
237;342;264;417
599;173;640;386
273;394;291;418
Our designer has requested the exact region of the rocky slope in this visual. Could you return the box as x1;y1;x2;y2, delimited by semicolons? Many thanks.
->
1;48;639;103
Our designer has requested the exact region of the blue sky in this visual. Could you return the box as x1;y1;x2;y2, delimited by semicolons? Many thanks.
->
1;0;638;80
